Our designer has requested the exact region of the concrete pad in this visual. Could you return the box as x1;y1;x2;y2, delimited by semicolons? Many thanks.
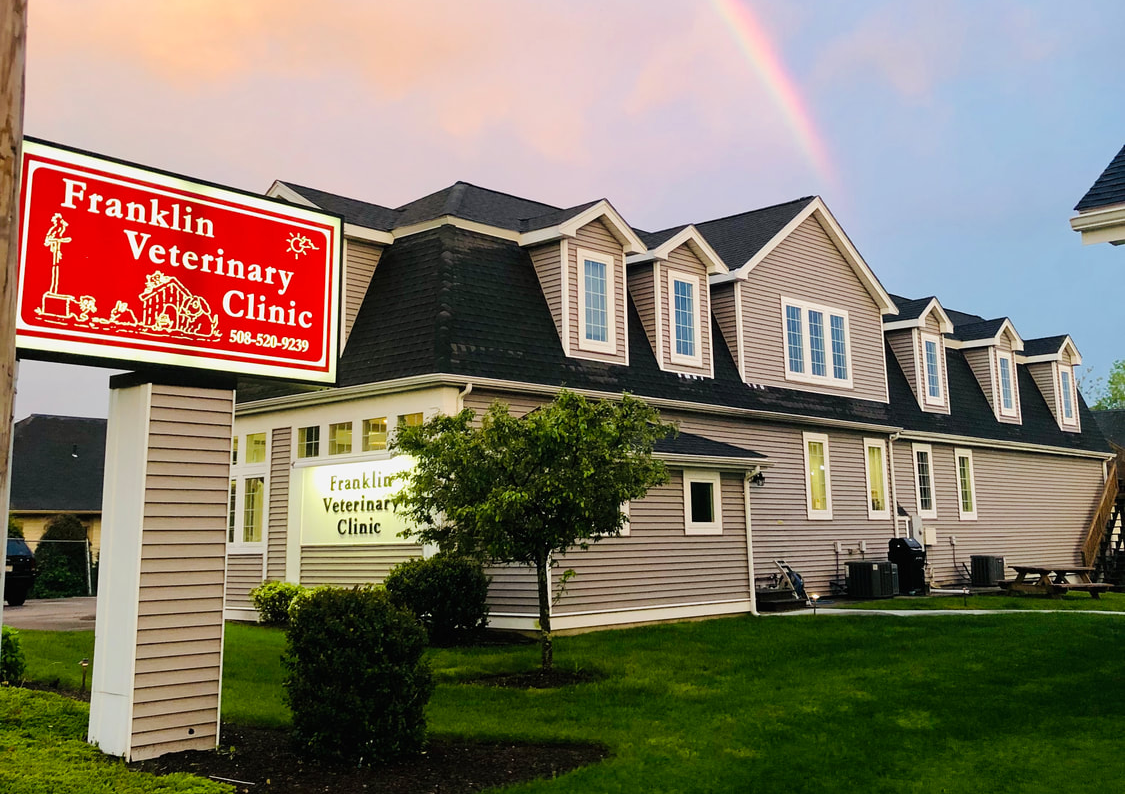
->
2;597;97;631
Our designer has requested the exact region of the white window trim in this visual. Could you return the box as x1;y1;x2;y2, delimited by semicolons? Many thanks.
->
229;432;269;550
668;269;703;368
920;331;945;407
781;297;854;389
683;469;723;535
996;351;1018;419
576;248;617;355
802;432;833;520
1059;364;1079;427
863;437;891;520
912;442;937;520
954;447;978;521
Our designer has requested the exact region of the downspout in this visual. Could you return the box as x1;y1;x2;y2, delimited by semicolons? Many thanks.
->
457;382;473;411
888;431;901;538
744;468;759;616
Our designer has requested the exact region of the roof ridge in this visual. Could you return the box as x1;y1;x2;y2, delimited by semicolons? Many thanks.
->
281;181;400;215
449;180;564;214
692;195;816;229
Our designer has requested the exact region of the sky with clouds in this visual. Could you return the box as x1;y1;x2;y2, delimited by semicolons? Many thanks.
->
13;0;1125;420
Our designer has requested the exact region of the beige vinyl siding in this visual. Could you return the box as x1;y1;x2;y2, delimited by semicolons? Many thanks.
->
711;282;741;377
300;543;421;586
131;384;231;761
627;262;658;354
462;389;544;418
739;216;887;401
266;428;290;580
529;242;564;344
486;564;540;615
886;329;918;399
671;412;896;593
659;244;712;376
893;443;1103;584
224;554;262;609
568;219;628;363
343;240;382;345
553;471;748;614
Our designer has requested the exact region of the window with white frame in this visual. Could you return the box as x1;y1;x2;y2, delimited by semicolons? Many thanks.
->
955;448;977;520
297;425;320;459
229;432;268;548
921;332;944;406
577;249;616;354
863;438;890;520
363;417;388;451
328;422;352;455
782;298;851;387
669;270;702;367
997;351;1017;418
913;443;937;519
1060;365;1078;426
802;432;833;519
683;470;722;534
244;432;266;464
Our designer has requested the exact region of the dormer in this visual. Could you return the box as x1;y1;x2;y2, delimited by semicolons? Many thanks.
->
627;226;727;378
1020;335;1083;432
948;317;1025;425
883;296;954;414
520;200;645;365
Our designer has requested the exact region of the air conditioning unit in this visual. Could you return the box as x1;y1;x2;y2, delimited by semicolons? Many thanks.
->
846;560;897;599
970;555;1006;587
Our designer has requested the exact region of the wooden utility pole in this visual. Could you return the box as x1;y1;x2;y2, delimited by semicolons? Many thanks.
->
0;0;27;635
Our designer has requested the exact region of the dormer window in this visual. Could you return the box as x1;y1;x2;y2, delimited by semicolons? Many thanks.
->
670;271;702;367
578;249;616;354
1060;366;1077;425
997;352;1017;418
921;332;944;406
783;298;851;388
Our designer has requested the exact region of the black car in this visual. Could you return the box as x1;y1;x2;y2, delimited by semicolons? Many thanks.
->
5;537;37;606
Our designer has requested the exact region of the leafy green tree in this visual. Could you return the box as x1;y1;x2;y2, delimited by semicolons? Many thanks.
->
394;390;674;671
1094;360;1125;410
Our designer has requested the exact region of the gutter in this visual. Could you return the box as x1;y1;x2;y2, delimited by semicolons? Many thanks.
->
744;469;759;617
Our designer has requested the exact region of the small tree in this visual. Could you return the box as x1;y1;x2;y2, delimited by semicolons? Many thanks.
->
1094;360;1125;410
31;514;89;599
394;390;673;671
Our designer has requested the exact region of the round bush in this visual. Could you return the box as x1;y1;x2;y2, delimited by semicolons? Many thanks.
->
31;514;90;599
1;626;26;684
384;554;491;645
249;580;306;626
283;585;433;763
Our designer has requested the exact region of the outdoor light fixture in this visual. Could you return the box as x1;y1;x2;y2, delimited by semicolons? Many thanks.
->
79;658;90;692
750;471;766;487
810;593;820;615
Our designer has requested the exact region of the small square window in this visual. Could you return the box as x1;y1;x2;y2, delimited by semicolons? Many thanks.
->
683;470;722;535
329;422;352;455
398;412;424;428
297;426;320;458
244;433;266;464
363;417;388;451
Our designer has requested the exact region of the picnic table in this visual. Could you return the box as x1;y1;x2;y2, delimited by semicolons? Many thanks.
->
1002;565;1112;599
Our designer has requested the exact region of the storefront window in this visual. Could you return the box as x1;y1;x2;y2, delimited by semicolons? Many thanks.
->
329;422;353;455
363;417;388;451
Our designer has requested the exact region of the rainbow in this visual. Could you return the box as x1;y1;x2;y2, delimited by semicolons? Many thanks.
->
711;0;836;188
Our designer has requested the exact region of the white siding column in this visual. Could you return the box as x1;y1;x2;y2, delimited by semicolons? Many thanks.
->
89;375;233;761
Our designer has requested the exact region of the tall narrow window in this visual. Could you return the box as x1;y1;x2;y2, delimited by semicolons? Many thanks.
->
577;250;615;354
803;432;832;519
955;448;977;520
673;278;695;358
997;352;1017;418
227;480;237;543
830;315;848;380
242;476;264;543
297;426;320;458
363;417;388;451
328;422;352;455
231;436;238;465
808;309;827;377
913;443;936;519
1060;366;1076;425
864;439;890;519
245;432;266;464
922;333;943;405
785;305;804;374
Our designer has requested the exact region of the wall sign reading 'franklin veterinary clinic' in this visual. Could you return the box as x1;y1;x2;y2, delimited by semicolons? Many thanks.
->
16;139;342;382
295;457;417;546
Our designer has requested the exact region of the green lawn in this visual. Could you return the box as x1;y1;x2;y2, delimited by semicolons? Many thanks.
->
832;590;1125;611
9;612;1125;793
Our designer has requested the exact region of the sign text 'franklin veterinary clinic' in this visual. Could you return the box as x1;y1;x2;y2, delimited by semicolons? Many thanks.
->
296;457;417;545
16;139;342;382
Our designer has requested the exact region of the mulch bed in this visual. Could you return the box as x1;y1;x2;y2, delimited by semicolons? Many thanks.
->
132;722;608;794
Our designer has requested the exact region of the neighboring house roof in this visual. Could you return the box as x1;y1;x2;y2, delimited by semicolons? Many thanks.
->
1093;410;1125;450
1075;144;1125;212
9;415;107;512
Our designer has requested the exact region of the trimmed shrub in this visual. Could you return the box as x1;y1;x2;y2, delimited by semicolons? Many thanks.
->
283;586;433;763
249;580;306;626
7;517;22;538
1;626;26;684
384;554;490;645
30;514;89;599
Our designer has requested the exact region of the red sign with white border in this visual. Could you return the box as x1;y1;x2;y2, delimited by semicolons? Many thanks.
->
16;139;342;383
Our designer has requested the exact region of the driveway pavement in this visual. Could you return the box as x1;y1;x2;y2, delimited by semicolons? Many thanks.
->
2;596;96;631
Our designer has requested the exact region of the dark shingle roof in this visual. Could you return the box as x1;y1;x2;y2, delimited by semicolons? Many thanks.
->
394;182;565;231
635;225;689;250
10;415;107;511
282;183;400;230
692;197;815;270
520;200;601;232
1022;335;1070;357
654;432;766;460
951;318;1008;342
1093;410;1125;449
1075;144;1125;212
885;294;938;322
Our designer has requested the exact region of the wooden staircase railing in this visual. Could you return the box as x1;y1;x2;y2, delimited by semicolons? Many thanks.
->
1083;460;1119;567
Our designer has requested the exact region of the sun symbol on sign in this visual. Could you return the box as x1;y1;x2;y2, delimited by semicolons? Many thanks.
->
286;232;319;259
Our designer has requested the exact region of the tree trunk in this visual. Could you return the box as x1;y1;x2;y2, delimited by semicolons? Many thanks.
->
535;554;552;672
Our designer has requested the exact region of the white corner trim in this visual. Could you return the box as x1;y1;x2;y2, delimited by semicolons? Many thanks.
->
650;225;729;274
266;181;318;207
